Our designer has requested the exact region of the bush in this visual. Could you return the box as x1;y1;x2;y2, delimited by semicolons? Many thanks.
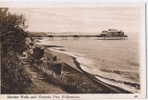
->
0;8;31;93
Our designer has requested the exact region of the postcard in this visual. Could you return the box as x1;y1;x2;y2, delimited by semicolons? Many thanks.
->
0;0;147;100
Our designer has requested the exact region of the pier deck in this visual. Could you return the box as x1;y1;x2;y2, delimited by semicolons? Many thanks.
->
29;34;128;40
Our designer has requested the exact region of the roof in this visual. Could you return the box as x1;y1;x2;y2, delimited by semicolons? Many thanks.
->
102;29;123;33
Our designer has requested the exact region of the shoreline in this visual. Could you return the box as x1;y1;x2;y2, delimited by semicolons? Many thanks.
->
34;41;131;93
44;46;139;93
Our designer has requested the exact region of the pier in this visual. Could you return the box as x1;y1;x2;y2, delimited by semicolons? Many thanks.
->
29;34;128;40
29;29;128;40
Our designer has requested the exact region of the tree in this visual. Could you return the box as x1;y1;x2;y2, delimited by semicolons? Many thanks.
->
0;8;28;53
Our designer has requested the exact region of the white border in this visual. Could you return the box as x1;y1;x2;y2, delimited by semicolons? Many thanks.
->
0;1;147;100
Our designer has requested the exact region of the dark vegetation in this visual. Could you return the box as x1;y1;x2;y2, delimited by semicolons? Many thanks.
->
0;8;31;93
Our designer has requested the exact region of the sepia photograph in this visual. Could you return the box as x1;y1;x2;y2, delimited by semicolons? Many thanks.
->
0;1;147;99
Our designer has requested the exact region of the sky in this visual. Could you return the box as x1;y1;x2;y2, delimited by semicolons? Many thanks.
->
9;4;143;33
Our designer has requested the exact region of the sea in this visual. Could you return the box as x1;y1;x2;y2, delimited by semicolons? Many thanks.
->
36;33;140;93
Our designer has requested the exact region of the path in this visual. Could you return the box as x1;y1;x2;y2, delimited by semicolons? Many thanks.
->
23;62;66;93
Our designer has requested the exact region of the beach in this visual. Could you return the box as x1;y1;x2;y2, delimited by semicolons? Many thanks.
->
35;35;140;93
28;44;130;93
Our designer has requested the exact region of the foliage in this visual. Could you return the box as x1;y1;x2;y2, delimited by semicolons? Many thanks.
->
0;8;28;53
0;8;31;93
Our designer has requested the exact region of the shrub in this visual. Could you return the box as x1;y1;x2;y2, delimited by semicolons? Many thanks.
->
0;8;31;93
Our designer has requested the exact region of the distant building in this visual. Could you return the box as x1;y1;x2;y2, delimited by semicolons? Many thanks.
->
100;29;125;37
